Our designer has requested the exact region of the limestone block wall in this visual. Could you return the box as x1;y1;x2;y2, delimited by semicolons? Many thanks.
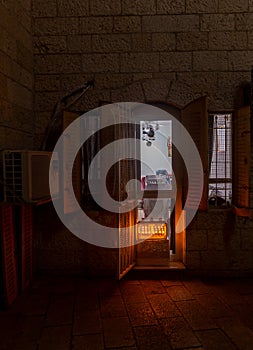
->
31;0;253;276
186;211;253;276
32;0;253;148
0;0;34;149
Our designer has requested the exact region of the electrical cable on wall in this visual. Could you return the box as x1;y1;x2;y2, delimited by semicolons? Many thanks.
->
41;80;94;151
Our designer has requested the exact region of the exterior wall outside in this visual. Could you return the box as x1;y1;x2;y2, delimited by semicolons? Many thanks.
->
0;0;34;149
31;0;253;276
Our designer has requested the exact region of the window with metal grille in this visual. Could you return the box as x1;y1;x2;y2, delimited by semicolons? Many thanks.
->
208;114;232;208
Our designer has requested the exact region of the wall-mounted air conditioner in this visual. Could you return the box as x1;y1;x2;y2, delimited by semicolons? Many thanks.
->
2;150;59;203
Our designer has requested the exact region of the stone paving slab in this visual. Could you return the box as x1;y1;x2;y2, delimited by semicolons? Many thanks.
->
1;276;253;349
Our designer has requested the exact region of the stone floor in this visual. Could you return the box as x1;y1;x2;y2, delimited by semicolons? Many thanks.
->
1;275;253;350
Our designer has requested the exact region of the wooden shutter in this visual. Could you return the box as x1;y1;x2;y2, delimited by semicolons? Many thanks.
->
233;106;250;211
181;96;208;211
63;111;82;213
0;205;18;308
21;205;33;291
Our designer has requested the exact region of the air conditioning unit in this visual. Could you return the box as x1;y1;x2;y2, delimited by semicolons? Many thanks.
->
2;150;59;203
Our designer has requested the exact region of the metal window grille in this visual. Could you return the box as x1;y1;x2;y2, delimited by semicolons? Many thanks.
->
209;114;232;207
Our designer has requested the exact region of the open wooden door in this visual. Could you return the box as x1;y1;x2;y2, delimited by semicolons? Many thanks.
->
118;208;136;280
62;111;82;213
117;123;138;280
181;96;208;212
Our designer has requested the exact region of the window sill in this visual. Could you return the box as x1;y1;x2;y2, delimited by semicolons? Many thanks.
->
232;205;251;217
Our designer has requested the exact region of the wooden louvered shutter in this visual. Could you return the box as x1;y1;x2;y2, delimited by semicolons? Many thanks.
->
233;106;250;212
63;111;82;213
20;205;33;291
0;205;18;307
181;96;208;211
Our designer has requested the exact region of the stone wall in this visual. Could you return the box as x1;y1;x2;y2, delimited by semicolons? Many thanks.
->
186;210;253;277
0;0;34;149
33;0;253;148
32;0;253;276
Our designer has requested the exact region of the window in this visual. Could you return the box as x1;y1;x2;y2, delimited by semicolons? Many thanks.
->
208;114;232;208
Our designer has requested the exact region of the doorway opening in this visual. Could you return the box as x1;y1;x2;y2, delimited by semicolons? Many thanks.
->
135;119;181;268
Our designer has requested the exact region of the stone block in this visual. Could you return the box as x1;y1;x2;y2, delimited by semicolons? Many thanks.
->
187;229;208;251
142;15;199;32
152;33;176;51
201;14;235;31
240;250;253;270
133;73;153;81
111;82;144;102
60;73;94;92
176;72;217;93
217;71;250;102
218;0;248;13
34;112;51;133
32;0;57;17
92;34;132;52
142;78;174;101
228;51;253;71
7;79;33;110
34;92;62;112
0;27;17;58
186;251;201;270
58;0;89;16
196;329;237;349
11;105;34;132
72;335;104;350
33;36;67;54
208;90;234;110
114;16;141;33
132;33;152;52
95;73;132;89
196;211;232;230
122;0;156;15
175;300;217;330
160;52;192;72
74;89;111;111
208;228;240;251
34;54;82;74
39;326;71;350
134;325;171;349
236;13;253;30
120;53;159;72
250;0;253;11
103;318;135;348
20;0;31;12
193;51;228;71
177;32;208;51
82;53;119;73
241;228;253;250
165;72;217;104
126;302;157;326
17;41;33;72
34;18;79;36
168;79;201;107
186;0;218;13
19;8;32;32
80;17;113;34
161;317;201;348
209;31;247;50
201;251;230;270
157;0;185;14
67;35;92;53
90;0;121;15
